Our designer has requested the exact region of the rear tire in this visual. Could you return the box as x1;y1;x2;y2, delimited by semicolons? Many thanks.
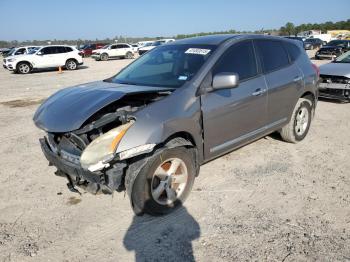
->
125;51;133;59
65;59;77;70
127;147;196;216
16;62;31;74
280;98;313;143
100;53;109;61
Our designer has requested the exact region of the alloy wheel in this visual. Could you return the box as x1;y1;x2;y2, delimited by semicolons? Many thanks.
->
151;158;188;205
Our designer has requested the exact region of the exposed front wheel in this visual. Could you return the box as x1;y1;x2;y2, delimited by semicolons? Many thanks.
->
16;62;31;74
280;98;313;143
65;59;77;70
128;147;196;216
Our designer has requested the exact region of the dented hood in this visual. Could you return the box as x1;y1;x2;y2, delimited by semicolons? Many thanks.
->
33;81;173;133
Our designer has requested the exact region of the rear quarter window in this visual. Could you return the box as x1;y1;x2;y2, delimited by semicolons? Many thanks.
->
283;42;302;62
255;40;290;73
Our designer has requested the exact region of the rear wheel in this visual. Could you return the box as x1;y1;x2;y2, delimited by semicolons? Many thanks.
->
65;59;77;70
16;62;31;74
280;98;313;143
125;51;133;59
128;147;196;216
100;53;109;61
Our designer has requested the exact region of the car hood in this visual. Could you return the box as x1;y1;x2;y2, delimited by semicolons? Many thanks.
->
319;62;350;78
33;81;174;133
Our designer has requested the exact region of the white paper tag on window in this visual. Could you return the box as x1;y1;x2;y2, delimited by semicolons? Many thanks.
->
178;75;188;81
185;48;211;55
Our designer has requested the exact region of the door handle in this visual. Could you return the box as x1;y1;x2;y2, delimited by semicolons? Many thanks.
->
252;88;267;96
293;76;302;82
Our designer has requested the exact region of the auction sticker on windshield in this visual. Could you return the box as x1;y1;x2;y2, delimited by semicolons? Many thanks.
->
185;48;211;55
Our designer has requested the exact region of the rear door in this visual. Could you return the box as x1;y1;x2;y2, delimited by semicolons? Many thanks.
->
201;40;268;160
254;39;303;126
55;46;69;66
109;44;118;57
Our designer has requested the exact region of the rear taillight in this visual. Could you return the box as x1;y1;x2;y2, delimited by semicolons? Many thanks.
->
312;63;320;77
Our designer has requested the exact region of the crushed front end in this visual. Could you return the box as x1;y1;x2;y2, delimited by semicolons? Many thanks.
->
34;85;172;195
319;74;350;101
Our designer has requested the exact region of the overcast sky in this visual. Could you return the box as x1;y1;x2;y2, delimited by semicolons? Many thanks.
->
0;0;349;41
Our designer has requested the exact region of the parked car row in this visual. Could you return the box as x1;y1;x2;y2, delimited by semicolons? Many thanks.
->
2;45;83;74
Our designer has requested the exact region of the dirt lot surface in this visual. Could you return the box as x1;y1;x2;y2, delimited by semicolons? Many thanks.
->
0;52;349;262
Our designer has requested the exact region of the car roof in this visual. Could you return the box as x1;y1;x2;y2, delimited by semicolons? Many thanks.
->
171;34;296;46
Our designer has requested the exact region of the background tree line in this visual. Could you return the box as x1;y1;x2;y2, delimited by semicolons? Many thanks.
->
1;19;349;48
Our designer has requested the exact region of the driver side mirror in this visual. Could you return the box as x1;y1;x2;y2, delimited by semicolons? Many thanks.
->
37;51;43;56
212;72;239;90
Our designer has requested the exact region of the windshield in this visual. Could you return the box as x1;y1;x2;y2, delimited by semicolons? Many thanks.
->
109;44;216;88
28;47;40;54
334;51;350;63
101;44;110;49
6;48;16;56
327;40;347;47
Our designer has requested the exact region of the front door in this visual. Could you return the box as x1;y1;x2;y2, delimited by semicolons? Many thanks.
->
201;40;268;160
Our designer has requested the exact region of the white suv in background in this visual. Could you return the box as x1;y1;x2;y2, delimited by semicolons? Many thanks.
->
3;46;40;69
138;39;175;55
5;45;83;74
91;43;135;61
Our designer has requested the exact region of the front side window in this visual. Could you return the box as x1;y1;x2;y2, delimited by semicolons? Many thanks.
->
15;48;26;55
110;44;216;88
255;40;290;73
213;41;258;81
110;45;117;49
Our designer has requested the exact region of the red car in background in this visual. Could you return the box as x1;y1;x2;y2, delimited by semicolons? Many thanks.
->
79;43;108;57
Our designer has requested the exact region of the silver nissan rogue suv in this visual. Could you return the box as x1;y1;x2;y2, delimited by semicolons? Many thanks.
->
34;34;319;216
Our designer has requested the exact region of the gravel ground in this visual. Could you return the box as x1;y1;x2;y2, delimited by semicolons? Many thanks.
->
0;52;349;262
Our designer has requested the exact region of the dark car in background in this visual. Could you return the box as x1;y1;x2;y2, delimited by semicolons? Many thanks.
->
319;50;350;101
315;40;350;60
34;35;318;216
304;38;323;50
79;43;108;57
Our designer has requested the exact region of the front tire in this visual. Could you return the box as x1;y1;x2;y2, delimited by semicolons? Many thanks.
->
16;62;31;74
100;53;109;61
128;147;196;216
65;59;77;70
280;98;313;143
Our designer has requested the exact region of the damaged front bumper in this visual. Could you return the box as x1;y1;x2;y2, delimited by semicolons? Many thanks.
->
318;82;350;100
39;137;126;194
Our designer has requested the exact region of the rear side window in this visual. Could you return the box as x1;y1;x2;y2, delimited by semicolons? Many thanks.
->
213;41;258;81
65;47;73;52
56;47;67;53
284;42;301;62
41;47;56;54
255;40;290;73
